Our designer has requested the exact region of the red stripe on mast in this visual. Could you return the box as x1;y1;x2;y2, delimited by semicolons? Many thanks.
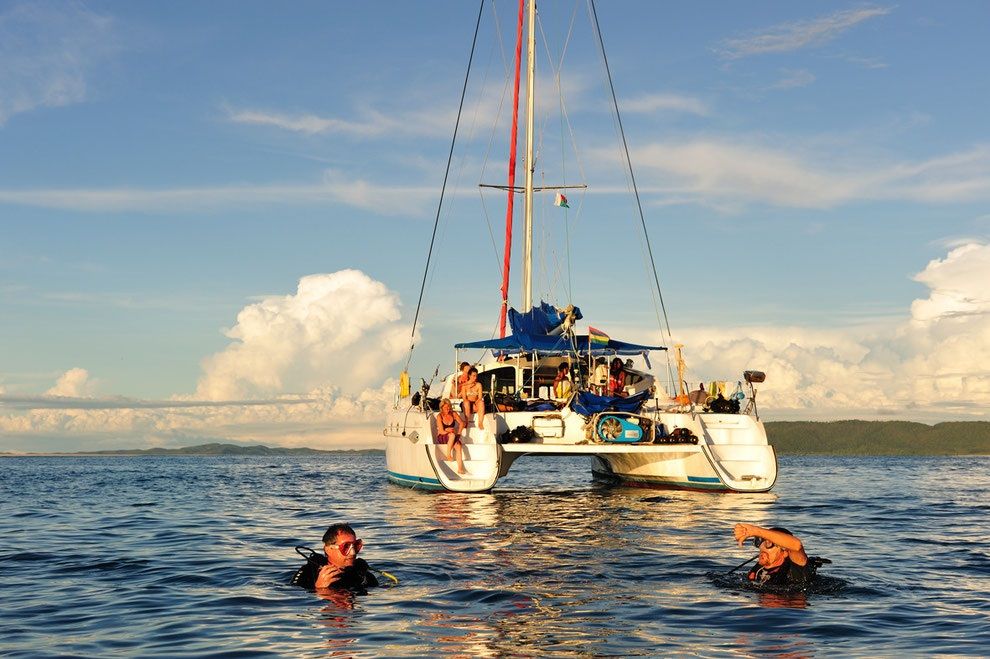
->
499;0;525;338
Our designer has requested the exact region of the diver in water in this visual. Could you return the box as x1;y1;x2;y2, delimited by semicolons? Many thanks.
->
734;523;813;589
291;523;379;591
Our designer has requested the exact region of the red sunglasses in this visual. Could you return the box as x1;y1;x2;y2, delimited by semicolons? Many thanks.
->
328;539;363;555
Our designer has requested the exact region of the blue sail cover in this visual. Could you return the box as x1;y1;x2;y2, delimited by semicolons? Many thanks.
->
508;302;582;336
571;390;653;416
454;333;664;356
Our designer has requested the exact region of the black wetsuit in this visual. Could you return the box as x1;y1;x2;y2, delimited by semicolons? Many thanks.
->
291;557;380;591
748;556;812;588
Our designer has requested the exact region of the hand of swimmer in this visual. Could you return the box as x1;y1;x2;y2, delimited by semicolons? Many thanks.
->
733;523;755;546
315;564;344;588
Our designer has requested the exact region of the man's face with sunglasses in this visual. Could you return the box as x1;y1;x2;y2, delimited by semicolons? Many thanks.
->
754;537;785;568
324;530;363;569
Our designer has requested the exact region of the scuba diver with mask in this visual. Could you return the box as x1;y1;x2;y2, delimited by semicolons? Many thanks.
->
291;523;381;591
733;523;819;589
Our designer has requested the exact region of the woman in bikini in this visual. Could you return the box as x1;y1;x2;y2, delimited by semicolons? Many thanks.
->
461;367;486;430
435;398;467;474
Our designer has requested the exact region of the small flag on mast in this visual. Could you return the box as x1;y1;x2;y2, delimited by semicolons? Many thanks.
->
588;326;609;346
554;192;569;208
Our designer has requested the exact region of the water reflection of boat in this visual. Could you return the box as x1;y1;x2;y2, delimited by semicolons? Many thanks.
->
384;1;777;494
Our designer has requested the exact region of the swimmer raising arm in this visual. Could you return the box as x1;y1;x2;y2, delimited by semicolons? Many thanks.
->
734;523;808;567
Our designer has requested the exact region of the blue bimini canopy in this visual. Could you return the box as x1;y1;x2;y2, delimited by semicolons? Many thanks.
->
571;390;653;416
454;333;664;357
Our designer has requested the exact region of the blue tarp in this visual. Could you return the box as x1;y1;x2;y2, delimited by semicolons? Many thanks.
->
571;390;653;416
454;333;663;356
508;302;582;336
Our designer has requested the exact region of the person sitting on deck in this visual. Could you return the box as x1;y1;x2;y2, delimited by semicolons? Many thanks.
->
441;362;471;399
552;363;573;400
733;523;812;589
608;358;627;397
435;398;467;474
591;357;609;395
461;367;486;430
454;361;470;397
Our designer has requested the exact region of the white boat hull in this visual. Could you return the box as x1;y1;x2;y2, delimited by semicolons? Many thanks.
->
384;402;776;493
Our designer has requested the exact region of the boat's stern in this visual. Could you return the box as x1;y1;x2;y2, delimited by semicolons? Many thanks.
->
698;413;777;492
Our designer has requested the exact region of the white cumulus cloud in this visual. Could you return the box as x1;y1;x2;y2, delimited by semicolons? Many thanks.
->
45;367;95;397
911;243;990;323
196;269;412;400
678;242;990;418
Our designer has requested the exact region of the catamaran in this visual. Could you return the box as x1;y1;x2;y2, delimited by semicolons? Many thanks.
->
384;0;777;493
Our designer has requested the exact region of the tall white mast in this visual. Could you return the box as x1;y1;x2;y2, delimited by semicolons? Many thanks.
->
521;0;536;311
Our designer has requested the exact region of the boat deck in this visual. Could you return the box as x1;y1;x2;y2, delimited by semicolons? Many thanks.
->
499;442;698;454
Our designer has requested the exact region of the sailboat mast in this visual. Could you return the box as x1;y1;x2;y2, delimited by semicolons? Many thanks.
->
521;0;536;311
498;0;525;339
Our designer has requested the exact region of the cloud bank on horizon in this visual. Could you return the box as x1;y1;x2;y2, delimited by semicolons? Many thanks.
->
3;243;989;450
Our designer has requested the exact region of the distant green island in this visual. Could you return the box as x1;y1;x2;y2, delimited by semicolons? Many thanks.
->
2;421;988;457
765;421;990;455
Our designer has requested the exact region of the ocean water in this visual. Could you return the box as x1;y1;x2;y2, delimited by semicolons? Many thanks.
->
1;453;988;657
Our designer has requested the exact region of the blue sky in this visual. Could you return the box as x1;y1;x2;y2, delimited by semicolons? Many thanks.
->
2;1;989;451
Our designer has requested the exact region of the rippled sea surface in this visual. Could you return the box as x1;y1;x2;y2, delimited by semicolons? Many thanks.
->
2;454;989;657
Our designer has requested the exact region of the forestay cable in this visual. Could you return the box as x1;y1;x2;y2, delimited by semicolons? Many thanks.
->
588;0;673;343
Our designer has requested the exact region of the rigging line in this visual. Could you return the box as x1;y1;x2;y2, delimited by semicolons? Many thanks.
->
588;0;673;344
546;0;588;282
561;0;580;303
479;188;503;278
536;3;577;304
478;51;514;278
421;61;490;327
477;26;512;187
555;2;588;196
406;0;486;368
535;5;580;304
489;0;511;78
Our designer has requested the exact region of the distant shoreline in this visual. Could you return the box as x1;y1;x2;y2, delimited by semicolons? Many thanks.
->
2;420;988;457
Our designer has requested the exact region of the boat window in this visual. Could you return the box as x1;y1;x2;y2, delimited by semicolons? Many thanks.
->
483;367;517;396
